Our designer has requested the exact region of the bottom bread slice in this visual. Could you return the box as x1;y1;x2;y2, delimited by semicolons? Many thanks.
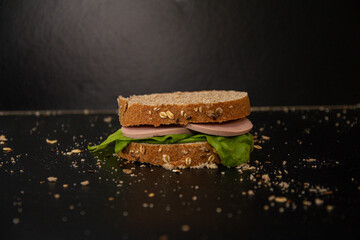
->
118;142;221;170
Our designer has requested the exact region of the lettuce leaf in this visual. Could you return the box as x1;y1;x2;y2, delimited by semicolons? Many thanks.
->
88;129;253;166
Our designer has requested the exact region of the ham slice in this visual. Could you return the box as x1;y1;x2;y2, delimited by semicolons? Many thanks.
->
122;118;253;138
121;125;192;139
186;118;253;136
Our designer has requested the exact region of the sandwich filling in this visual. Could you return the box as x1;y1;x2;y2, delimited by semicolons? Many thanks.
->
89;119;254;167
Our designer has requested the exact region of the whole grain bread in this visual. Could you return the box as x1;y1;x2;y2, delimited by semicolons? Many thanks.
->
118;90;250;127
118;141;221;170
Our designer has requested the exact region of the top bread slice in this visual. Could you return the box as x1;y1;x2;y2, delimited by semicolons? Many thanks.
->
118;90;250;127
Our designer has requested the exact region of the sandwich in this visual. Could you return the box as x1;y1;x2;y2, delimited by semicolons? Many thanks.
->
88;90;254;169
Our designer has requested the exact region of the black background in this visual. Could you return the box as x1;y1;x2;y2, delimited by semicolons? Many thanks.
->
0;0;359;110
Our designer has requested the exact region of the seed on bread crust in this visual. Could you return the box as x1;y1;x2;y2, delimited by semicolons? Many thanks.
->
194;108;198;112
163;154;170;163
186;115;192;120
199;106;203;113
159;112;167;118
205;110;214;118
166;111;174;119
185;157;191;165
216;108;223;114
139;145;146;154
208;155;215;163
211;113;219;120
180;111;184;116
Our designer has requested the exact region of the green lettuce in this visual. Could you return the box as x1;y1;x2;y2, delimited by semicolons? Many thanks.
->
88;129;253;167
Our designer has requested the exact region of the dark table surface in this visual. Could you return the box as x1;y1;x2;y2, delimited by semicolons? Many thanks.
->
1;105;360;240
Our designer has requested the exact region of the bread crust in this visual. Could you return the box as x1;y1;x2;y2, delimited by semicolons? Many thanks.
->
118;142;221;169
118;91;250;127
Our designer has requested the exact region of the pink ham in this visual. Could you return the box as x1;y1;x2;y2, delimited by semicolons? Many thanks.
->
186;118;253;136
121;125;192;139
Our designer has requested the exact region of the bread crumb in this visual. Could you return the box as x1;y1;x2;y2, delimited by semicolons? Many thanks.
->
0;135;8;141
148;193;155;197
46;139;58;144
13;218;20;224
66;149;82;155
159;234;169;240
262;174;270;182
54;193;60;199
80;180;89;186
326;205;334;212
123;169;132;174
303;158;316;162
181;224;190;232
103;116;112;123
275;196;287;203
261;135;270;140
47;177;58;182
315;198;324;205
3;147;13;152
